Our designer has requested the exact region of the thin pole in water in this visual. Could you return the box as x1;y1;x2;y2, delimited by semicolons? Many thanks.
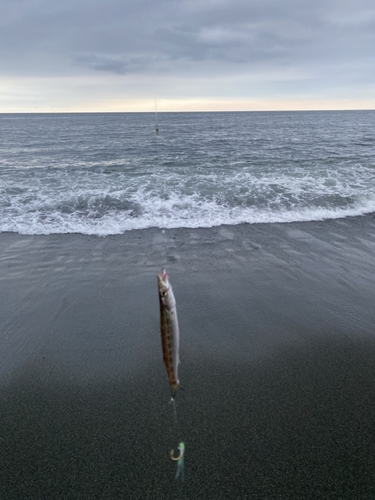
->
155;98;159;135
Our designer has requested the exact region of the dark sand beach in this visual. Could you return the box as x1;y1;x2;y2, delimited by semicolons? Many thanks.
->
1;216;375;499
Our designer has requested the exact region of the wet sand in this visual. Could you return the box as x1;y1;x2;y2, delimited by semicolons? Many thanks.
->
1;216;375;499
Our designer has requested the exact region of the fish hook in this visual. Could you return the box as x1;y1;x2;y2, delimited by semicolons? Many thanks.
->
170;442;185;461
170;448;183;461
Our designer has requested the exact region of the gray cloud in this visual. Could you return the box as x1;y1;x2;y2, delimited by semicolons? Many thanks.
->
73;54;159;75
1;0;375;105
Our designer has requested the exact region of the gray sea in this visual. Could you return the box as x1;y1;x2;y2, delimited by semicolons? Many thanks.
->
1;110;375;235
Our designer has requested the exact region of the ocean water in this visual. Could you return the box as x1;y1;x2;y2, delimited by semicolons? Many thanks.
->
1;110;375;236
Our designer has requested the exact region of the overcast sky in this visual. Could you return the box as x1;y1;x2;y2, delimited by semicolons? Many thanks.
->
1;0;374;112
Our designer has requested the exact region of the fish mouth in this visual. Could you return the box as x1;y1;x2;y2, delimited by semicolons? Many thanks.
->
157;268;170;289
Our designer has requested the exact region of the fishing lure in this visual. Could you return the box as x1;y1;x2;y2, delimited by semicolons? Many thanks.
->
171;442;185;480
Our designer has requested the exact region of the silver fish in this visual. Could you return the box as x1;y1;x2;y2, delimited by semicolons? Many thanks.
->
157;269;180;398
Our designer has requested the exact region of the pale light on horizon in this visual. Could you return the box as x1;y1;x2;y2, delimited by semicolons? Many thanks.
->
1;77;374;113
1;98;374;114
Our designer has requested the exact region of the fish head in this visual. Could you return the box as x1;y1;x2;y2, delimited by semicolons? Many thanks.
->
158;268;177;311
157;269;170;302
158;269;171;305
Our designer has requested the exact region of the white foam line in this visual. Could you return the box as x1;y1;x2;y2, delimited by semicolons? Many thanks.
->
1;198;375;236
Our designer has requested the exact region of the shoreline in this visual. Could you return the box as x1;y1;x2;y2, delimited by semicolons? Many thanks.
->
1;215;375;498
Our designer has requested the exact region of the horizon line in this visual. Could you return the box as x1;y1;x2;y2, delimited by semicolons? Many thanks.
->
1;108;375;114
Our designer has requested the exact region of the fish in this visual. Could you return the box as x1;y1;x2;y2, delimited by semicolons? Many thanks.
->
157;269;180;398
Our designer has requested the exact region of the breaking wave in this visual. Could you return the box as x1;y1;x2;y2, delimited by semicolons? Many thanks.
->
1;111;375;235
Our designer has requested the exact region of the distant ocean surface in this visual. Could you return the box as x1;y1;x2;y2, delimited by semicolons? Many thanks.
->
1;110;375;236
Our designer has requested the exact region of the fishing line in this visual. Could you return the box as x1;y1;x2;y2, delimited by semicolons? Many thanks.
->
171;396;178;424
154;97;185;480
157;268;185;480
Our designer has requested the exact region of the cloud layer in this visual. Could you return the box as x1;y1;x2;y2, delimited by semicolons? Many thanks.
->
1;0;375;110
